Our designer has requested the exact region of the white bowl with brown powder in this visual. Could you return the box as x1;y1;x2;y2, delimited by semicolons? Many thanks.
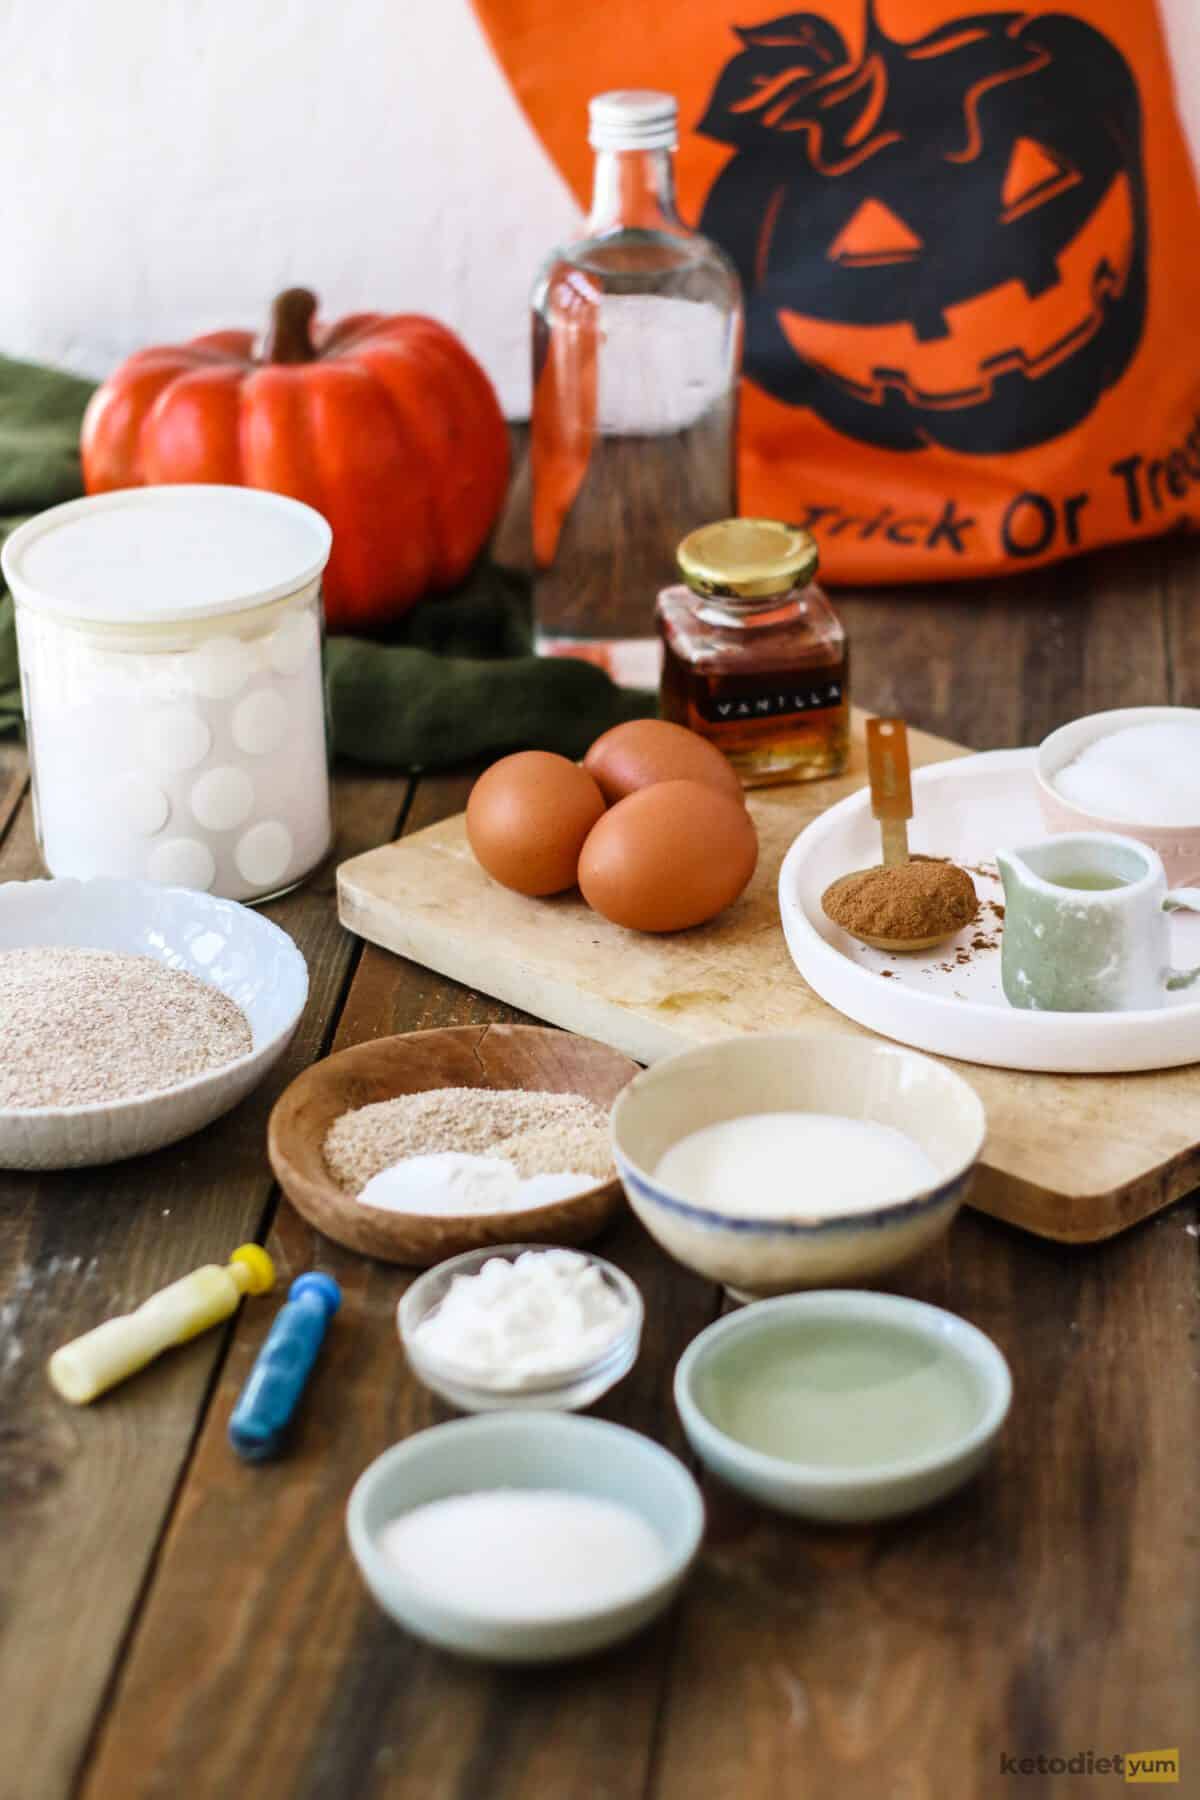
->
0;877;308;1168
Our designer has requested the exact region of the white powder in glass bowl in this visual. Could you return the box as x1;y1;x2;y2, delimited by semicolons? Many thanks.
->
409;1247;633;1387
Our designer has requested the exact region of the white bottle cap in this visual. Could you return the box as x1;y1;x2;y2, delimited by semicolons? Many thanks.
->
588;90;678;152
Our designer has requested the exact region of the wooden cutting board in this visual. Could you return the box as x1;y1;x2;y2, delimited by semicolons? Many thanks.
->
337;719;1200;1242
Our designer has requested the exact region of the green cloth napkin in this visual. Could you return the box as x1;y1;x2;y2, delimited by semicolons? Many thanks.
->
0;356;98;733
0;353;654;763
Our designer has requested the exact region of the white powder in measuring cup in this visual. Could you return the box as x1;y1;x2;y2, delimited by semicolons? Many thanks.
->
1053;721;1200;825
378;1489;668;1620
655;1113;940;1218
409;1247;632;1387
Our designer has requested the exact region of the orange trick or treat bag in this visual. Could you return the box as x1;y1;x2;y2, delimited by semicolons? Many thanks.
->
474;0;1200;581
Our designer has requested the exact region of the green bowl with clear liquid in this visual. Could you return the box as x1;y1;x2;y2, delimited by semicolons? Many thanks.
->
674;1290;1011;1523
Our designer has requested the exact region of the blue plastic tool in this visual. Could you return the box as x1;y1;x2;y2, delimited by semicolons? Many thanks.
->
228;1272;341;1461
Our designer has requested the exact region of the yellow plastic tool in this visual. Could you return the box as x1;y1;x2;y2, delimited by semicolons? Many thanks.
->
48;1244;275;1406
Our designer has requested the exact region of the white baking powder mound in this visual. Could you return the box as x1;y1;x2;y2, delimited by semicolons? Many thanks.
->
410;1247;631;1386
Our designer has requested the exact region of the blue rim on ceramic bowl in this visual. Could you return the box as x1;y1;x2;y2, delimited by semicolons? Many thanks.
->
616;1157;969;1239
397;1244;644;1413
610;1032;986;1297
346;1413;705;1663
674;1290;1012;1523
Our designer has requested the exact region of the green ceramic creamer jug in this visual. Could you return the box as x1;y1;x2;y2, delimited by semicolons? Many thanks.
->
997;831;1200;1012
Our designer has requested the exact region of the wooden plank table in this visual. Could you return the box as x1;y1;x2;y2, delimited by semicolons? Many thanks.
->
2;532;1198;1800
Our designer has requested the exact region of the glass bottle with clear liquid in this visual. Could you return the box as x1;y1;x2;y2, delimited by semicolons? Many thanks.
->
531;90;742;689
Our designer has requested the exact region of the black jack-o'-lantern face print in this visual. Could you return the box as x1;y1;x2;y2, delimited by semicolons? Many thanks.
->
697;3;1148;452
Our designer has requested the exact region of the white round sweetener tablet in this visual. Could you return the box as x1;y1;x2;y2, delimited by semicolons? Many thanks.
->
113;773;169;837
142;706;212;775
264;610;319;677
148;836;217;891
189;635;257;700
190;766;255;832
234;819;293;887
232;687;289;755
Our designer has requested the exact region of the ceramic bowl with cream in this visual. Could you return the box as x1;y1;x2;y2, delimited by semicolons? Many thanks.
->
611;1033;986;1298
674;1291;1011;1522
1036;706;1200;886
2;485;334;902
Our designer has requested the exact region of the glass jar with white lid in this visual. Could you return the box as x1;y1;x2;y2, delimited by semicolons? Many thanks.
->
2;484;335;902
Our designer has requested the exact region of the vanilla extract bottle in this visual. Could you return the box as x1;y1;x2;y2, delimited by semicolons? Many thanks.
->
657;518;850;787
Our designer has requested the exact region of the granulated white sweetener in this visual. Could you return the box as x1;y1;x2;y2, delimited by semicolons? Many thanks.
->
378;1489;668;1620
0;947;252;1108
1053;721;1200;826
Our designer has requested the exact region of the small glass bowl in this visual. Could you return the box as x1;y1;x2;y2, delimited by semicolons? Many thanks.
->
397;1243;643;1414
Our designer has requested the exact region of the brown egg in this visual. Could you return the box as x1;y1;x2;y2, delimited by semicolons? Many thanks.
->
584;718;743;806
578;779;758;932
466;751;605;896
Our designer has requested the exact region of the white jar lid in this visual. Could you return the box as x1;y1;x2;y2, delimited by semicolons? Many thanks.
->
2;485;333;625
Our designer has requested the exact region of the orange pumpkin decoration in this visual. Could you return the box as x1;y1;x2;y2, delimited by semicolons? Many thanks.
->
80;289;510;633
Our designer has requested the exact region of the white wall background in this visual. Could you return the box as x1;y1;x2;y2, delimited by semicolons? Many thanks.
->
2;0;1198;419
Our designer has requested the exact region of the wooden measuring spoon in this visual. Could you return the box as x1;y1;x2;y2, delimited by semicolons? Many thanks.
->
869;714;914;875
821;718;977;953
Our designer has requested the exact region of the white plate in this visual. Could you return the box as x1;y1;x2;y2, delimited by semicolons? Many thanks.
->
0;877;308;1167
778;750;1200;1073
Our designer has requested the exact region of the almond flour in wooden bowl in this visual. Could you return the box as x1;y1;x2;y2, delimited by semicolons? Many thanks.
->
322;1088;614;1195
268;1024;639;1265
0;947;252;1109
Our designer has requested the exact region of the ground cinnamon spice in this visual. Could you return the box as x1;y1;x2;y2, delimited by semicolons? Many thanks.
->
822;855;978;941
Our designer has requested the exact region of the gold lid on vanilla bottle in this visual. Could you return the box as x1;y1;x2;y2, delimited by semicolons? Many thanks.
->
676;518;820;601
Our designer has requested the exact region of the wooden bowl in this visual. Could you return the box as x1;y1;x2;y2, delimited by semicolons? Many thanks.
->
267;1024;640;1265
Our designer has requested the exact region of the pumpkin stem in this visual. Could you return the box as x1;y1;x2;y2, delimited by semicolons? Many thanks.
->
262;288;319;364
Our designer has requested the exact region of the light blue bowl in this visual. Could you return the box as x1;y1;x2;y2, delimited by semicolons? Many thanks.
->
675;1290;1012;1523
346;1413;704;1663
611;1032;986;1297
